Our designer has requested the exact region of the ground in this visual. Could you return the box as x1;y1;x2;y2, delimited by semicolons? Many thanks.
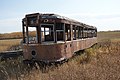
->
0;31;120;80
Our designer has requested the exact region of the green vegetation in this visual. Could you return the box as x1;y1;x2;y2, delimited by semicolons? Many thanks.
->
0;31;120;80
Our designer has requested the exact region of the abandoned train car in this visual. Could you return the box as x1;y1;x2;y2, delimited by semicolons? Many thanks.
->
22;13;97;63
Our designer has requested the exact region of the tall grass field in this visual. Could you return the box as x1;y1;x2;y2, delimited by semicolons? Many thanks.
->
0;39;21;52
0;31;120;80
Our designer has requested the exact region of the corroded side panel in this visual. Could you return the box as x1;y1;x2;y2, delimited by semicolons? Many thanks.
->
22;37;97;61
72;37;97;52
64;41;73;59
23;43;66;61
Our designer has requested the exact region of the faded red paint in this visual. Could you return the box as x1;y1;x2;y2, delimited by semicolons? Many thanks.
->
22;37;97;62
22;13;97;62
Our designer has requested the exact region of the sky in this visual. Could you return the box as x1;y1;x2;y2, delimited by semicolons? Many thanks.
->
0;0;120;33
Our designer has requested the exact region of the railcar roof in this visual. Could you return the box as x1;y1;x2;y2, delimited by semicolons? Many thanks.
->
41;13;82;24
24;13;97;29
43;14;97;29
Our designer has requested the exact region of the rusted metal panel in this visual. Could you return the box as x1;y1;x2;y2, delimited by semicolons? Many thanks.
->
23;43;66;61
64;41;73;58
22;37;97;62
22;13;97;62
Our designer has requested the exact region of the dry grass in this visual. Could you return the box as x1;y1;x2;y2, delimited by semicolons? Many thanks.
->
17;40;119;80
0;32;22;39
0;31;36;39
20;40;120;80
97;31;120;41
0;31;120;80
0;39;21;52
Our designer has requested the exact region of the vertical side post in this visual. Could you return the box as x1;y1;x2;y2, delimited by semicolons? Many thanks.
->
54;22;57;43
25;16;29;44
37;26;41;43
74;26;76;40
78;26;80;39
96;29;97;37
22;20;25;43
70;24;73;41
26;25;29;44
82;27;84;38
79;27;81;39
44;27;45;41
38;14;41;44
88;28;89;38
87;28;88;38
63;23;66;41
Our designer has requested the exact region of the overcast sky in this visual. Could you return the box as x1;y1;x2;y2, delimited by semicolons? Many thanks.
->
0;0;120;33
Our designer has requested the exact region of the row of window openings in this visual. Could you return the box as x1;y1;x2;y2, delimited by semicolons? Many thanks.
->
25;27;96;43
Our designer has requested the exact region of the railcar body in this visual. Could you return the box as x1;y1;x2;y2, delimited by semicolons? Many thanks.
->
22;13;97;63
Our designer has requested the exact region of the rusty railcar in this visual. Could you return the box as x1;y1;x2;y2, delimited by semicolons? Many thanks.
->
22;13;97;63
